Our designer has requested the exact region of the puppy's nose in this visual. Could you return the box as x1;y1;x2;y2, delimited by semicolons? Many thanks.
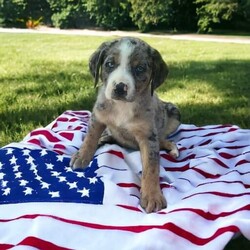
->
114;82;128;96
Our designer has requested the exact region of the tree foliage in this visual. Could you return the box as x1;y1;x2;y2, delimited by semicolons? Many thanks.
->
0;0;50;27
129;0;197;32
47;0;91;29
195;0;239;33
0;0;249;32
86;0;132;29
129;0;173;32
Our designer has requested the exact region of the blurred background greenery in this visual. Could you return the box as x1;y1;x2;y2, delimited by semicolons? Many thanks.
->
0;0;250;33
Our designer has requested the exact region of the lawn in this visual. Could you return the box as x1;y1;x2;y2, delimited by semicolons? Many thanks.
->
0;33;250;249
0;33;249;148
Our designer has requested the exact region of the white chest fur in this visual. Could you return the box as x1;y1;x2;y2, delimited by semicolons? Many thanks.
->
95;99;136;129
109;101;135;127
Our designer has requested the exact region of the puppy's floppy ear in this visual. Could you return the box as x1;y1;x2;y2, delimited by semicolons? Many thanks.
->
150;49;169;95
89;42;109;88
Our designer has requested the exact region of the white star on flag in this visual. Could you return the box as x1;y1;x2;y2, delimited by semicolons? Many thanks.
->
26;155;35;165
51;171;61;177
6;148;14;154
9;155;17;165
45;163;54;170
65;166;73;172
24;187;33;195
0;172;6;179
15;172;22;178
67;181;78;189
19;180;29;186
0;161;4;169
76;172;85;178
40;149;48;156
1;180;8;187
3;187;11;196
77;187;90;197
30;164;37;171
58;176;67;182
88;177;98;184
56;155;64;162
49;191;60;198
13;165;20;172
35;175;42;181
22;149;31;156
40;182;50;189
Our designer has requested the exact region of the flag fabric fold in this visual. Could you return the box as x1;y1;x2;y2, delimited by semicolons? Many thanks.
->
0;110;249;250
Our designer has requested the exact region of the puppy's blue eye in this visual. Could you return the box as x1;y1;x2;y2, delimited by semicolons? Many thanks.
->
135;65;145;73
106;61;115;68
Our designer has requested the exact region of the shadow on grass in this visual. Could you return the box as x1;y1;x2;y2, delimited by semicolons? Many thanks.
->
159;59;250;128
0;92;96;147
164;59;250;96
0;60;97;145
0;58;249;146
178;102;249;128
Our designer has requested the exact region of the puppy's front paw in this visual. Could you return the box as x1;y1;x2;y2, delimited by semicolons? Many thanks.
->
169;144;179;159
140;189;167;213
160;140;179;159
70;151;90;170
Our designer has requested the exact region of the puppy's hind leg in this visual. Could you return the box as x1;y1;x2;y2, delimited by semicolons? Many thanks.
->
160;140;179;159
97;129;118;148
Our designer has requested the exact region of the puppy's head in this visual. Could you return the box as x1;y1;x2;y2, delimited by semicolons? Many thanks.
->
89;37;168;101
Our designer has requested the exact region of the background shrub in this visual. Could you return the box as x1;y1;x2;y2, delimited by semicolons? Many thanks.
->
129;0;196;32
0;0;249;33
47;0;92;29
0;0;51;27
85;0;132;30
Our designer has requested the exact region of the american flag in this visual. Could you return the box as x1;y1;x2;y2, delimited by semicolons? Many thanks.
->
0;110;250;249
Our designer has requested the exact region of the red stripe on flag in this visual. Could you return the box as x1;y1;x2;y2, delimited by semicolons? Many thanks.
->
17;236;71;250
219;152;237;159
69;118;80;122
0;243;13;249
107;150;124;159
53;144;66;150
160;183;172;189
192;167;221;179
116;204;142;212
56;117;69;122
210;158;229;168
161;153;196;162
27;138;41;146
0;214;242;246
167;204;250;221
117;183;140;190
183;191;250;200
59;132;74;141
30;130;60;143
199;139;212;146
236;159;250;166
197;180;250;189
165;163;190;172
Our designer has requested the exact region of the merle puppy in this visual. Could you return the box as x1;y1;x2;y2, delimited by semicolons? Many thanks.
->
70;37;180;213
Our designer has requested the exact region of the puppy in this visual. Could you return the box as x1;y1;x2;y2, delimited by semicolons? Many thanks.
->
70;37;180;213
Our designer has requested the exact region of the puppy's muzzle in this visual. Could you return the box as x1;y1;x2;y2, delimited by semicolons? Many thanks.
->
113;82;128;99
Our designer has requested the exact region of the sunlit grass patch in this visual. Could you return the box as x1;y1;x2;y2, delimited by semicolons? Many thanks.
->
0;33;249;146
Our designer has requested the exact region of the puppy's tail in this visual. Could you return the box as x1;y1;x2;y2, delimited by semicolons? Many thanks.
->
165;102;181;122
164;102;181;136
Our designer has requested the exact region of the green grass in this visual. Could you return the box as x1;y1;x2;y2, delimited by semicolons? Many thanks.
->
0;33;250;249
1;33;249;147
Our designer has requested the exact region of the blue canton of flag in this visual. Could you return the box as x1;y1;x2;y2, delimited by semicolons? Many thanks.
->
0;147;104;204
